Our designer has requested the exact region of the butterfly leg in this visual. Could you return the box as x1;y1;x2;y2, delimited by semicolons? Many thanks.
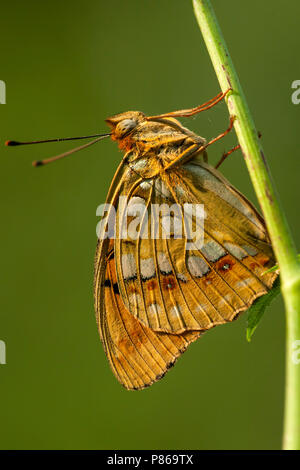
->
163;116;236;172
146;88;232;120
204;115;236;148
215;130;261;169
162;142;205;172
215;144;241;169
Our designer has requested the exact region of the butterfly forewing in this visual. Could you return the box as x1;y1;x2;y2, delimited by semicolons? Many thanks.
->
96;239;202;390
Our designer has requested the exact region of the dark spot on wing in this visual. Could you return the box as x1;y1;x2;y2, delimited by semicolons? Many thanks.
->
146;280;157;290
113;283;120;295
162;276;176;290
217;256;234;271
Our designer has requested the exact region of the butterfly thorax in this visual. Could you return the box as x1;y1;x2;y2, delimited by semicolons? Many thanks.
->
106;110;207;175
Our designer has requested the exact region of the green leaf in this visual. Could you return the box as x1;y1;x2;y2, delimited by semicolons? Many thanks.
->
246;278;281;342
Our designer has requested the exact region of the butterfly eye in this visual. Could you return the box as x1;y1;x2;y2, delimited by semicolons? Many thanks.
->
115;119;137;137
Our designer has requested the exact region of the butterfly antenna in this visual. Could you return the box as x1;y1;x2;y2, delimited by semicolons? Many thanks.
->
5;133;111;167
5;133;110;146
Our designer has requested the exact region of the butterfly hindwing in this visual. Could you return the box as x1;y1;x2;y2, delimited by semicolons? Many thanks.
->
113;156;277;334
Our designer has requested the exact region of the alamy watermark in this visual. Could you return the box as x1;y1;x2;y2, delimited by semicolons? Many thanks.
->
0;340;6;364
0;80;6;104
96;198;206;250
291;340;300;365
291;80;300;104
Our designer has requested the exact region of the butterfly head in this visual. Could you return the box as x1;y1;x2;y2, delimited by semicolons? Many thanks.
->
105;111;145;147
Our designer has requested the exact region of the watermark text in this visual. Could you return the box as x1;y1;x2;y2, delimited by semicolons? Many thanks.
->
0;80;6;104
291;340;300;365
291;80;300;104
0;340;6;364
96;198;205;250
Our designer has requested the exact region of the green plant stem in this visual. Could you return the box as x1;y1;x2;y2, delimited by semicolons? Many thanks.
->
192;0;300;450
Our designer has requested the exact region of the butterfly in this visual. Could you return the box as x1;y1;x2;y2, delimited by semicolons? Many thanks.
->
93;91;278;390
6;90;278;390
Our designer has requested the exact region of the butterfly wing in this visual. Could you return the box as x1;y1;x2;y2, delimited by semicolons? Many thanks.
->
94;160;202;389
95;112;278;388
95;238;202;390
114;157;278;334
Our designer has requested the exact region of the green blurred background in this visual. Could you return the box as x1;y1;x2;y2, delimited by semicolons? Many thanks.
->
1;0;299;450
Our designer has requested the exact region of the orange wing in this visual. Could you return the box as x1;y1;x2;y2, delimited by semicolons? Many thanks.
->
95;239;202;390
94;154;278;388
113;158;278;334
